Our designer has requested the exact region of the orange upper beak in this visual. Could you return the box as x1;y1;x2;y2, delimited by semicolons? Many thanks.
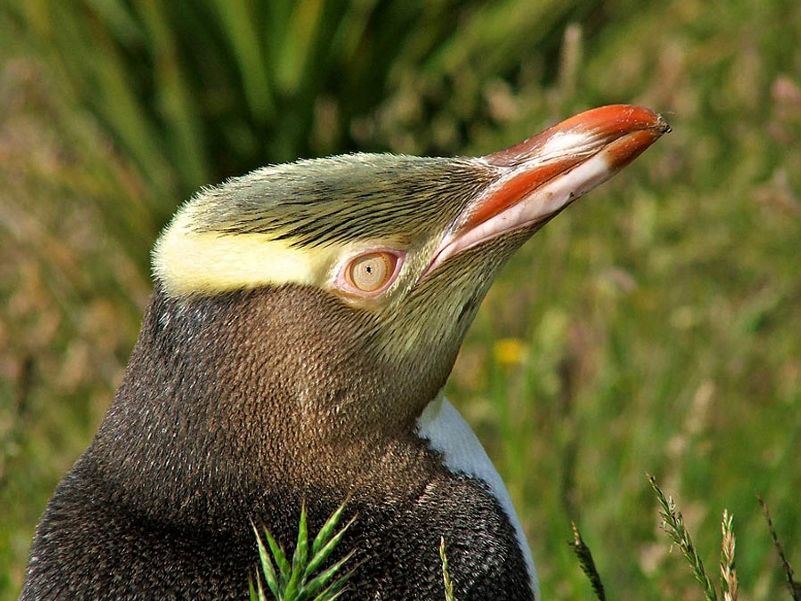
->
428;105;670;271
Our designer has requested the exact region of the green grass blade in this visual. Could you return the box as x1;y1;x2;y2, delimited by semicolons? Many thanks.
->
311;580;350;601
311;501;348;556
440;537;456;601
135;0;208;190
319;589;348;601
301;552;356;598
284;503;309;600
210;0;274;121
262;527;291;586
304;516;355;580
569;522;605;601
85;0;143;44
649;475;718;601
35;1;171;195
424;0;568;75
253;526;281;599
329;0;378;64
295;502;309;569
274;0;324;94
249;573;268;601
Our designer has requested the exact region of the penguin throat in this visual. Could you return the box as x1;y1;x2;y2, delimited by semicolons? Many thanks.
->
89;285;452;519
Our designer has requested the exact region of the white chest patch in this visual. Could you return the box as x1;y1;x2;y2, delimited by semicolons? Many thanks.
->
416;395;539;597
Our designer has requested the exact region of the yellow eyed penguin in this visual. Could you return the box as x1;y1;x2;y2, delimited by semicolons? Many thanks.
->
22;105;668;600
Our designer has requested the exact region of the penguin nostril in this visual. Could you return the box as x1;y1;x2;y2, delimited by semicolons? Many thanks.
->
458;298;475;322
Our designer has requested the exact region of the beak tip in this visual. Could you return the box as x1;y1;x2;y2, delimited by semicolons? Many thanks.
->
485;104;670;168
657;113;672;135
437;106;669;267
648;107;672;136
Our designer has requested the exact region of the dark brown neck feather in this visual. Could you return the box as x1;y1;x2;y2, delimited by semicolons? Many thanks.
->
87;285;448;525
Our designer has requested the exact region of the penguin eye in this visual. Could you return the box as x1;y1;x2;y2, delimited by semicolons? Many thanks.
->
338;250;402;296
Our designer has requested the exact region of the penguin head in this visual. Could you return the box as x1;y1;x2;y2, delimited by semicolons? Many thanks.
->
151;105;668;433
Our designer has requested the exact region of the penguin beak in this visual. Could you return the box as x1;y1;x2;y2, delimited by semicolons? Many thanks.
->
427;105;670;272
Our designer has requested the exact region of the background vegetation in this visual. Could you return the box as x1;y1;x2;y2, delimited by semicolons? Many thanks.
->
1;0;800;599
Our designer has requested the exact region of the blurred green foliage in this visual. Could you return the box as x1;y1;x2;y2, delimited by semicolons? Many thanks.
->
4;0;597;241
1;0;800;600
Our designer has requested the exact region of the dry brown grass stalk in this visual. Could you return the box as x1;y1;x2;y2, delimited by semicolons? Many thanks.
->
649;475;718;601
720;510;738;601
759;497;801;601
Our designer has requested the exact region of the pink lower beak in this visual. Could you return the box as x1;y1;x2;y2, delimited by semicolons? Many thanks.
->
430;105;670;270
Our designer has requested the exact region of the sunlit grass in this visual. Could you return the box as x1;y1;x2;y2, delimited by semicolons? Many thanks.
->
250;502;355;601
571;478;799;601
440;538;457;601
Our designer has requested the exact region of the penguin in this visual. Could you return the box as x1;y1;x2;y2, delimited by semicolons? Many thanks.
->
21;105;668;601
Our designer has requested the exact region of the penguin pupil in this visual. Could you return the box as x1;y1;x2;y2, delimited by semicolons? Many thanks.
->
350;253;392;292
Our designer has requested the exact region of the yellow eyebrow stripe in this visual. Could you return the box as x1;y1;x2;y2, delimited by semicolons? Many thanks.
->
153;215;335;297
